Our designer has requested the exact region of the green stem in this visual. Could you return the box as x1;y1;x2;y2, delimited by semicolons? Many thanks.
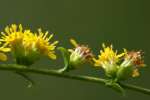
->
0;64;149;95
15;71;34;88
119;82;150;95
57;65;68;73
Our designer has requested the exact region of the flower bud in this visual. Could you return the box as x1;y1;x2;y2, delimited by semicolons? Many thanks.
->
69;39;93;68
116;50;145;80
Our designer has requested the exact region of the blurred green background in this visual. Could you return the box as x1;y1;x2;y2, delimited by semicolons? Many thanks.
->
0;0;150;100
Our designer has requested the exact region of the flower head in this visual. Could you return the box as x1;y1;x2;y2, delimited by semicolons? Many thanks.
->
121;50;145;77
94;43;145;80
94;44;125;66
0;24;25;52
122;50;145;67
93;44;125;78
24;29;59;60
0;24;58;65
69;39;93;68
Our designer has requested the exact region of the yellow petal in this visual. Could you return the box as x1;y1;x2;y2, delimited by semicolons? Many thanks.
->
102;43;106;48
51;41;59;46
132;69;140;77
11;24;17;32
0;47;11;52
93;58;101;66
70;38;78;47
19;24;23;32
48;52;56;60
117;52;125;58
5;26;10;34
0;53;7;61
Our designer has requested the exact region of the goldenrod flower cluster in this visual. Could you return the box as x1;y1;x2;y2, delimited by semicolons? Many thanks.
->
94;44;145;80
0;24;58;65
0;24;145;82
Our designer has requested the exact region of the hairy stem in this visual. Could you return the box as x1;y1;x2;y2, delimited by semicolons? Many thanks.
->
0;64;149;95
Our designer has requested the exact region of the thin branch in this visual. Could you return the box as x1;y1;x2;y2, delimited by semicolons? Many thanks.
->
120;83;150;95
0;64;149;95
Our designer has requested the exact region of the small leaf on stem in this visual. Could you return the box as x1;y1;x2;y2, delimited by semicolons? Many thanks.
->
57;47;70;73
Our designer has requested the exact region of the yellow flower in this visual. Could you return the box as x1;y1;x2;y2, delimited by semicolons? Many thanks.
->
94;43;125;67
0;24;25;52
26;28;59;60
0;24;58;65
93;43;125;78
0;24;36;65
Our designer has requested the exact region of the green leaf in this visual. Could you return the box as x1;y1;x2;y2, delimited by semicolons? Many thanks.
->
57;47;70;73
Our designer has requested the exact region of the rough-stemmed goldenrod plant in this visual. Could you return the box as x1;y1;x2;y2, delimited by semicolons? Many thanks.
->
0;24;149;95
